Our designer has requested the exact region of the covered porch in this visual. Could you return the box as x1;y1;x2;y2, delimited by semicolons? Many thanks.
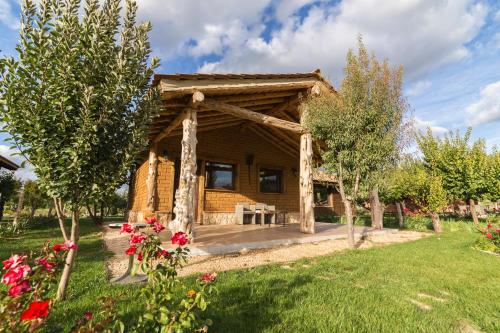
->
127;71;337;240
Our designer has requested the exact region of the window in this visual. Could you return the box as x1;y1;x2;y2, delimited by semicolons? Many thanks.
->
205;162;236;190
314;185;330;206
259;168;283;193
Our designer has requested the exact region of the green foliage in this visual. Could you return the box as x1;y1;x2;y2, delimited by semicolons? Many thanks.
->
24;180;49;214
305;36;407;199
0;0;159;211
0;170;19;220
416;128;497;202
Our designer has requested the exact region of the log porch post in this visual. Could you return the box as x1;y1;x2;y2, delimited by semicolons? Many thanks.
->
299;84;320;234
145;142;158;213
169;92;203;240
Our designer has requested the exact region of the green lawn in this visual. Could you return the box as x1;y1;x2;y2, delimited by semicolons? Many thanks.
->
1;218;499;332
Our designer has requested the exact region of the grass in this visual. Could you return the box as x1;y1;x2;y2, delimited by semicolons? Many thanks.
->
1;217;499;332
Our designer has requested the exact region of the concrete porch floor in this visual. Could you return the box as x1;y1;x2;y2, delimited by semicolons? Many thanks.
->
163;222;395;255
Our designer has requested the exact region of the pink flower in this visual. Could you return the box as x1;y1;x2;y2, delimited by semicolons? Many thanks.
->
200;272;217;283
125;245;137;256
486;233;493;239
8;280;31;297
120;223;134;234
20;300;50;321
2;265;31;286
171;232;189;246
129;233;146;245
84;312;93;321
63;240;78;251
496;229;500;233
3;255;26;270
36;258;55;272
153;223;165;233
145;216;157;225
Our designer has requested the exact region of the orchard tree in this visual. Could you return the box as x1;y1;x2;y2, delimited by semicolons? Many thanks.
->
379;163;413;228
24;180;48;219
305;37;407;245
0;0;159;299
417;128;490;224
0;170;19;221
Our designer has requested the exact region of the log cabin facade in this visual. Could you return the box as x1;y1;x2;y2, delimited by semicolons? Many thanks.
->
127;71;342;237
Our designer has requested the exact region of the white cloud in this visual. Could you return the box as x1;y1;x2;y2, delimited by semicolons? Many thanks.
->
465;81;500;126
413;116;448;135
0;144;36;181
406;80;432;97
192;0;486;83
0;0;19;30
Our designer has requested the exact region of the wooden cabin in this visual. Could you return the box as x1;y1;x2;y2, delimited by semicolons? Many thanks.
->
127;70;342;237
0;155;19;171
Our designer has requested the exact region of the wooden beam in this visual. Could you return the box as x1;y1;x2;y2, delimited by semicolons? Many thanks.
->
169;108;198;239
154;91;204;143
145;142;158;212
201;100;303;133
170;120;244;136
248;125;298;158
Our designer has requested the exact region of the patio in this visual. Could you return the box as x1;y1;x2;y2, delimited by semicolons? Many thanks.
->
107;222;395;257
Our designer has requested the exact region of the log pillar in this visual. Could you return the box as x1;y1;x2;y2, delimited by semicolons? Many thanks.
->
169;108;198;239
145;142;158;213
299;131;315;234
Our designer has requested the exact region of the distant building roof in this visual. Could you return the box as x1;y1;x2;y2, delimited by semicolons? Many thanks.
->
0;155;20;171
313;170;337;184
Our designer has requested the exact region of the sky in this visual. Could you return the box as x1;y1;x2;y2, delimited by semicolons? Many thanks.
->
0;0;500;180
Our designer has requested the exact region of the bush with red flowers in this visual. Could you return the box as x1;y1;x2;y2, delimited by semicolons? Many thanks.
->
475;221;500;253
0;242;69;332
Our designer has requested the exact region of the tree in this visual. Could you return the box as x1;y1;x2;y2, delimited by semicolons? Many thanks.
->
0;170;18;221
305;37;407;246
417;128;490;224
0;0;158;300
23;180;49;219
379;164;412;228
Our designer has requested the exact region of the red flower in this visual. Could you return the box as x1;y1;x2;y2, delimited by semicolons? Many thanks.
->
125;245;137;256
171;232;189;246
486;233;493;239
52;244;63;253
200;272;217;283
36;258;55;272
2;265;31;286
120;223;134;234
145;216;157;225
2;255;26;270
487;223;493;229
8;280;31;297
129;233;146;245
84;311;93;321
63;240;78;251
153;223;165;233
496;229;500;233
156;249;170;258
20;300;50;321
137;251;143;261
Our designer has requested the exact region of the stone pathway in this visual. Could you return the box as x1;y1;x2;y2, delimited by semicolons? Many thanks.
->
103;227;430;279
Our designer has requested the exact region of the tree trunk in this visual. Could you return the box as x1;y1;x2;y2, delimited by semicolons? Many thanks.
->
29;206;36;220
99;202;105;223
169;108;198;238
47;204;53;218
396;201;404;228
13;187;24;227
337;171;355;248
370;187;383;229
469;198;479;225
56;210;80;301
146;143;158;212
54;198;69;242
430;212;442;233
0;197;5;222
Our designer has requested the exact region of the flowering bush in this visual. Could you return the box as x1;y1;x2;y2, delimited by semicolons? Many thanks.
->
78;217;217;332
0;240;73;332
475;222;500;253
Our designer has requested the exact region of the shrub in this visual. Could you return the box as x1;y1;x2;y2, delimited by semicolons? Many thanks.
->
0;240;75;332
474;222;500;253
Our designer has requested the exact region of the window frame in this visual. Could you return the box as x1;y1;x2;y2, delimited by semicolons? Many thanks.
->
258;166;284;194
313;184;331;207
204;161;237;191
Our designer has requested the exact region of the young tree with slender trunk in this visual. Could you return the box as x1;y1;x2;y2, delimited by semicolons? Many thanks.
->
305;37;407;245
0;0;159;300
0;170;18;222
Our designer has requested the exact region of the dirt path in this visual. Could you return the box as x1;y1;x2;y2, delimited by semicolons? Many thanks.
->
103;226;431;279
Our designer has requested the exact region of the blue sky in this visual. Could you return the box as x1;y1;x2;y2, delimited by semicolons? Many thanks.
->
1;0;500;179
